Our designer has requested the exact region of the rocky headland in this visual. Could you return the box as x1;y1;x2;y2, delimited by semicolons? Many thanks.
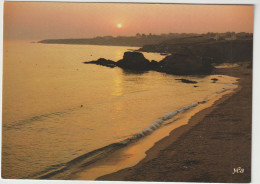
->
84;51;214;75
83;34;253;75
139;39;253;64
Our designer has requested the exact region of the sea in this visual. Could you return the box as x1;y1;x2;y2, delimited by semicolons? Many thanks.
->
2;40;238;179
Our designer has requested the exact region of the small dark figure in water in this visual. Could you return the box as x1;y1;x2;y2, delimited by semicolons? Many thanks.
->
211;78;218;83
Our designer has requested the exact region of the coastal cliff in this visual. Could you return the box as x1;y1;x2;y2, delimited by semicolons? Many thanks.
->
139;39;253;63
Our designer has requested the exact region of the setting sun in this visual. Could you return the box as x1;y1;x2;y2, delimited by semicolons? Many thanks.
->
117;23;122;28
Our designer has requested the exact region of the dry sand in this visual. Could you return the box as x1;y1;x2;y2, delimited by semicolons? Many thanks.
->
98;61;252;183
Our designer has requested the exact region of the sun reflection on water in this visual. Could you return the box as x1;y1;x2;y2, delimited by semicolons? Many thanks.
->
112;72;123;97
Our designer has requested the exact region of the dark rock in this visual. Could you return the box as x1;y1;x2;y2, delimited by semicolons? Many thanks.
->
117;52;150;70
211;78;218;81
84;58;116;68
194;85;199;88
159;54;214;75
83;52;214;75
176;79;198;84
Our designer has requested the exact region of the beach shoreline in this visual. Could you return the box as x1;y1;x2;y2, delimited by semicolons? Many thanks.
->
67;85;236;180
97;61;252;182
41;74;237;180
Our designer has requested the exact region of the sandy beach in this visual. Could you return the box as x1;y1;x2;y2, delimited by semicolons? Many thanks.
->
98;61;252;183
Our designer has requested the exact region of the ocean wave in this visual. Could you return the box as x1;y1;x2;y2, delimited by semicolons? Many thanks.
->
3;107;81;130
125;102;199;140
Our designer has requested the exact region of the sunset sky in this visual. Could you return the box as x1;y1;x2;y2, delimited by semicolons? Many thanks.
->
4;2;254;40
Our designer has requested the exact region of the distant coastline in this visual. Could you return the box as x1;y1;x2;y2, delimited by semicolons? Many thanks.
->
38;32;252;47
39;32;253;64
38;32;186;47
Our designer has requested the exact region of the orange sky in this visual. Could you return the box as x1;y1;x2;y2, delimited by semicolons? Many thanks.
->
4;2;254;40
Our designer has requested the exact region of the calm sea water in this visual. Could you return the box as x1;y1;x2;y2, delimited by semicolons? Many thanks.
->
2;41;237;179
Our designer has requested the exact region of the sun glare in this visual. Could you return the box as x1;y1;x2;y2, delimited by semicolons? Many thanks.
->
117;23;122;28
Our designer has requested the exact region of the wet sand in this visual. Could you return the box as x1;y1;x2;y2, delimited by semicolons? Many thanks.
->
98;61;252;183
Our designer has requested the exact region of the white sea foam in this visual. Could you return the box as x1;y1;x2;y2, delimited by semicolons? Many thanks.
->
162;111;178;120
125;85;236;143
125;101;203;141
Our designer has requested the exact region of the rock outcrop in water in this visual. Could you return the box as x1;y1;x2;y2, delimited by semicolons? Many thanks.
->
117;52;150;70
84;52;214;75
175;79;198;84
85;58;117;68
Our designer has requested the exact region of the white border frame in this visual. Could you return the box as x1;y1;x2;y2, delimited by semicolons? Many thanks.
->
0;1;259;184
